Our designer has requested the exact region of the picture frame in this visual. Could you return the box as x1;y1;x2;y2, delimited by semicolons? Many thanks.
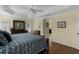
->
57;21;66;28
13;20;25;30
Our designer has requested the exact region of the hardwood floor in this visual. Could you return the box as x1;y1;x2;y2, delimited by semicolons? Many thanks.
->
49;42;79;54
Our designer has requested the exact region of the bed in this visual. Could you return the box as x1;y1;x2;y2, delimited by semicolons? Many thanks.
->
0;33;48;54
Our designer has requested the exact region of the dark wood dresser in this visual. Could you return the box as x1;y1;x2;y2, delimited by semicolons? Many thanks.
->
11;29;28;34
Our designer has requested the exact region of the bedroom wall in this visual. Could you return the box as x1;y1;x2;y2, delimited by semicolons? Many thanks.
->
0;16;32;33
9;17;29;29
48;10;79;49
33;19;49;37
33;19;44;35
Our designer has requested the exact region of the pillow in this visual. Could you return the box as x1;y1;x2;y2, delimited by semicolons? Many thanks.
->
0;31;12;42
0;33;8;46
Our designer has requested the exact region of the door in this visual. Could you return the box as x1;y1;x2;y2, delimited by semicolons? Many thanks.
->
75;17;79;48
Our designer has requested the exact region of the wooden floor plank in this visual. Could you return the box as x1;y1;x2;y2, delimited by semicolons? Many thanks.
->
49;42;79;54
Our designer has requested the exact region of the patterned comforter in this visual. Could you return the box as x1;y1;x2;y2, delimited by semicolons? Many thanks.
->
0;33;48;54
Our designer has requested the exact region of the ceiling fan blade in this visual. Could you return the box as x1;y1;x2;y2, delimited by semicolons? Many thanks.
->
33;9;43;12
30;8;37;14
30;8;43;14
3;5;15;15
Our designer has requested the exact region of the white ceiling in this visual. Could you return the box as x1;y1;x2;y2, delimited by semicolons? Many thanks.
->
0;5;78;19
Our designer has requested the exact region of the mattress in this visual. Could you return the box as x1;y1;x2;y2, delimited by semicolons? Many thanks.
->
0;33;48;54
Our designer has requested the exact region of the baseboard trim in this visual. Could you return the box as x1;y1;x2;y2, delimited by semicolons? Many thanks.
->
53;41;79;49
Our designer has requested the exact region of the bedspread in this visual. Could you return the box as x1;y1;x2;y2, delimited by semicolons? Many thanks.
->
0;33;48;54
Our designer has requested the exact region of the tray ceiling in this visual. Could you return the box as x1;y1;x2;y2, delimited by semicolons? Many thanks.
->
0;5;77;19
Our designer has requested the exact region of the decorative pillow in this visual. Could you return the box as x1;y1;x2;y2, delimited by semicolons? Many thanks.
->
0;31;12;42
3;31;12;42
0;33;8;46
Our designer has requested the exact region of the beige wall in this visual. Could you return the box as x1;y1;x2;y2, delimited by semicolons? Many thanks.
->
48;10;79;49
33;19;49;37
33;19;44;35
33;10;79;49
0;16;28;28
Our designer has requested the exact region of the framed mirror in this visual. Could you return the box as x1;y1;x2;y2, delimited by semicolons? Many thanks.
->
13;20;25;30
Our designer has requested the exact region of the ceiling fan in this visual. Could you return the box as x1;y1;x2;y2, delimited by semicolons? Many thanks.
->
30;8;43;14
25;5;43;14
